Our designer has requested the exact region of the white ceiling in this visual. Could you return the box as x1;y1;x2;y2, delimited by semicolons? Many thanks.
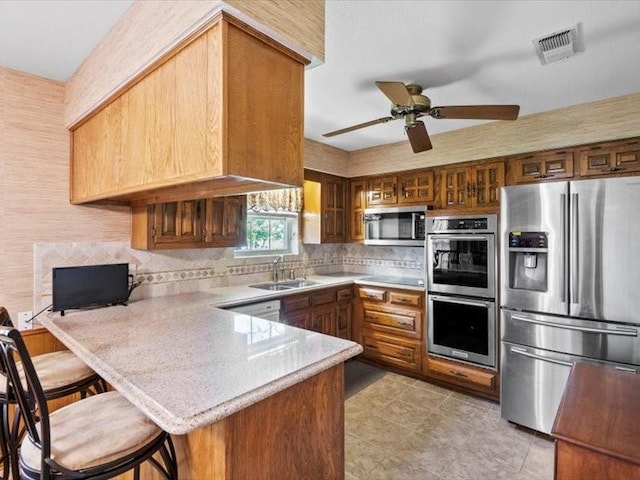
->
1;1;639;152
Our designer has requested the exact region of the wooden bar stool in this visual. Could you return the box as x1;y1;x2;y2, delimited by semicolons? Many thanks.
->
0;307;107;480
0;326;178;480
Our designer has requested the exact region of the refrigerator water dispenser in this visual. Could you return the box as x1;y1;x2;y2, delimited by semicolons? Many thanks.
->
508;232;548;292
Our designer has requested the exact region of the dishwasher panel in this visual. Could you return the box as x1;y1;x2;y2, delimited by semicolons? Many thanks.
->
501;341;640;434
226;300;281;322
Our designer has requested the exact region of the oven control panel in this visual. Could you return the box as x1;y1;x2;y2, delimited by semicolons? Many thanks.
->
427;214;497;234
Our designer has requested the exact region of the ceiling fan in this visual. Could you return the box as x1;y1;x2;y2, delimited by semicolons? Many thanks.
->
323;81;520;153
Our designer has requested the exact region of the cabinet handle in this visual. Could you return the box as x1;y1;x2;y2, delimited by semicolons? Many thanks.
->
395;297;410;303
450;370;468;379
399;350;413;359
603;166;626;172
466;184;471;197
366;294;380;299
395;317;414;326
471;184;477;197
365;343;378;350
366;314;380;321
534;174;554;179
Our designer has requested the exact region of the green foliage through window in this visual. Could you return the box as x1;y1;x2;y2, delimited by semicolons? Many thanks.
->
235;213;298;256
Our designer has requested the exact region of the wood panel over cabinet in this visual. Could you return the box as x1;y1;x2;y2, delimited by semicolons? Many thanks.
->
507;150;574;184
71;16;304;205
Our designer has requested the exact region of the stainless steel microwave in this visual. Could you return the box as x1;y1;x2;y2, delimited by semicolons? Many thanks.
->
363;206;427;246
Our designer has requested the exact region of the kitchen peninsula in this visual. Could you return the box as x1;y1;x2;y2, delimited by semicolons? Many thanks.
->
39;292;362;479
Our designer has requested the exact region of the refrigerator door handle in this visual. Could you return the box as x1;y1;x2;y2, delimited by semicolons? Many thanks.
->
512;314;638;336
509;346;573;367
571;193;579;302
561;193;567;303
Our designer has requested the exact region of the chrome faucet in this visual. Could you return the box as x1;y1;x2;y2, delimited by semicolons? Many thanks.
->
272;256;283;283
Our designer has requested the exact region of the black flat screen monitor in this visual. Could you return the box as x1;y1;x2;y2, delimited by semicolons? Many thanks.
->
52;263;129;314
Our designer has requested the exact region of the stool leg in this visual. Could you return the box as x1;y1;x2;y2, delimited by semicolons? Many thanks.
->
0;403;10;480
7;410;20;480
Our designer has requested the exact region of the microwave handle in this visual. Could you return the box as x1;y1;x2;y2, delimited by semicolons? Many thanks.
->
411;213;418;240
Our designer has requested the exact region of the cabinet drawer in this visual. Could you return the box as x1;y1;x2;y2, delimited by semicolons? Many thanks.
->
311;289;336;306
336;287;354;302
389;291;422;308
363;308;421;338
358;287;386;302
362;331;421;373
282;295;311;312
428;356;496;389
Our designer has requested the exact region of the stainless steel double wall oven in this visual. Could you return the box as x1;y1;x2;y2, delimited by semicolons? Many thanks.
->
427;214;498;369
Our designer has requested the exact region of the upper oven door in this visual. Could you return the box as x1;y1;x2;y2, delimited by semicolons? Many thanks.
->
428;234;495;298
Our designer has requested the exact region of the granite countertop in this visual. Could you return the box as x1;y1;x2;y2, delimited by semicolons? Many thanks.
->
39;291;362;435
206;273;426;308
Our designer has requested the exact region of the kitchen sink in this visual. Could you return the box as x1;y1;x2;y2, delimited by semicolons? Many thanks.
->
279;280;319;288
248;280;319;291
249;283;294;291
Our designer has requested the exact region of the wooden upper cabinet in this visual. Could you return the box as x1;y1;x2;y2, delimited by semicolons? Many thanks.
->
349;180;367;242
577;138;640;177
367;176;397;205
71;16;305;205
131;195;246;250
508;150;574;184
302;171;347;244
441;162;504;209
204;197;246;247
398;171;435;204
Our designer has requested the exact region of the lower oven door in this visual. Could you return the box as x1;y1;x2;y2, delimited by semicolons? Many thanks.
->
428;295;496;368
501;341;640;434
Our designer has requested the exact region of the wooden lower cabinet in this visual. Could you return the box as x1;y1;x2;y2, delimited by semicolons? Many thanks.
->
280;285;353;340
426;356;497;392
355;285;424;375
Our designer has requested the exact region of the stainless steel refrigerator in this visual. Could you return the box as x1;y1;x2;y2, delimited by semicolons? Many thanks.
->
500;177;640;434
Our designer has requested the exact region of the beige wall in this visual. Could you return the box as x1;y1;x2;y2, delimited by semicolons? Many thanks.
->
304;138;350;175
65;0;324;127
0;68;130;318
348;92;640;177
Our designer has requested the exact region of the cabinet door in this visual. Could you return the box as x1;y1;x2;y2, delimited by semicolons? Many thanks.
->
578;139;640;177
204;196;246;247
441;167;470;208
367;176;397;205
398;171;435;204
152;200;203;245
349;180;366;242
322;176;347;243
310;304;336;336
336;302;353;340
473;162;505;208
509;151;574;184
281;310;310;330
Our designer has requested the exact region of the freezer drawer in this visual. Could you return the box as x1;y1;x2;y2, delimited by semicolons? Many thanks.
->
500;341;639;434
501;309;640;365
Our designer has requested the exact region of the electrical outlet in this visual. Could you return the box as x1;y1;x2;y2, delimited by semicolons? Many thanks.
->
18;311;33;331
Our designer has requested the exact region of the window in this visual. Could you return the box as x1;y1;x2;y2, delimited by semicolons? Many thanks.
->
234;212;298;257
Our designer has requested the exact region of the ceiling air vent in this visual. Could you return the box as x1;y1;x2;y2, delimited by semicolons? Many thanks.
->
533;24;582;65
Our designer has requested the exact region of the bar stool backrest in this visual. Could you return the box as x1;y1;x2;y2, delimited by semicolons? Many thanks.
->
0;328;51;470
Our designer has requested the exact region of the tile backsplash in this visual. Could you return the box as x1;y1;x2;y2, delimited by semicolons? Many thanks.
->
33;241;425;310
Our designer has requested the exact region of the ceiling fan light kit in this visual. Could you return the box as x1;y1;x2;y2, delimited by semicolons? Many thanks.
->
323;81;520;154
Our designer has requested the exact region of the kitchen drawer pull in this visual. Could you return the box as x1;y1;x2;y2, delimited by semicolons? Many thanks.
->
603;166;626;172
394;297;411;303
365;343;378;350
450;370;468;378
395;317;414;326
614;366;638;374
510;346;573;367
511;315;638;337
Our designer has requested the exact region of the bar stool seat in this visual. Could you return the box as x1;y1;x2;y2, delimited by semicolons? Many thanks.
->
20;391;164;472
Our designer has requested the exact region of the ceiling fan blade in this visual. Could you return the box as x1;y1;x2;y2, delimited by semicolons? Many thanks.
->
375;81;414;106
429;105;520;120
323;116;396;137
405;121;432;153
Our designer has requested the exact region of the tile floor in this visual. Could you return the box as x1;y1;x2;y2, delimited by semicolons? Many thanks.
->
344;362;554;480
